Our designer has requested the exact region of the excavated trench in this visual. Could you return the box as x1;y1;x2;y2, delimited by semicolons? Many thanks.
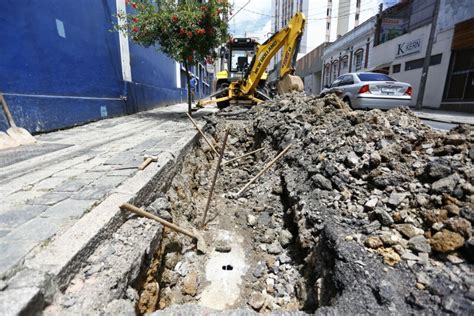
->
41;94;472;315
133;117;338;314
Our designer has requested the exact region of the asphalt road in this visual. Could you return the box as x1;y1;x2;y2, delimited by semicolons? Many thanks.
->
421;119;457;131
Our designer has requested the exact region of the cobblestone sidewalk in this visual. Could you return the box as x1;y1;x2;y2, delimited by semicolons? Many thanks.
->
0;103;211;280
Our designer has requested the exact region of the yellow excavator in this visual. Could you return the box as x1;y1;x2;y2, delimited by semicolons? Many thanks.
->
198;12;306;108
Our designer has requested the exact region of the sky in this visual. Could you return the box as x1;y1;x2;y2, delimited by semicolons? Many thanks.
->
229;0;272;42
227;0;400;44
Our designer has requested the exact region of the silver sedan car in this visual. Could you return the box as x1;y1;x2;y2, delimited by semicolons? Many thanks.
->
320;72;412;110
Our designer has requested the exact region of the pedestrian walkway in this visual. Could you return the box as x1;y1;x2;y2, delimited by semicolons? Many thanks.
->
0;103;213;282
413;109;474;125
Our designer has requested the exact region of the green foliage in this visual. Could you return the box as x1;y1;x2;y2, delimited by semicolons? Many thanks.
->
116;0;230;65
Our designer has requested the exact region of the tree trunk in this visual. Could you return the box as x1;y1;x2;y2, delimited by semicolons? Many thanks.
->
183;60;192;115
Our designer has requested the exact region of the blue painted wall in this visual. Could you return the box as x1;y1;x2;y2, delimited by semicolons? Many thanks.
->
0;0;192;133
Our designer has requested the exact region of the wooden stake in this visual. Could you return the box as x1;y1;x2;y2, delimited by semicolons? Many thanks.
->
186;113;220;157
120;203;207;253
120;203;197;239
236;144;292;197
222;147;265;166
201;129;229;228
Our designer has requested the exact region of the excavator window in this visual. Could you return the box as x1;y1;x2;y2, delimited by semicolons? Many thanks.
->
236;56;249;72
230;49;254;72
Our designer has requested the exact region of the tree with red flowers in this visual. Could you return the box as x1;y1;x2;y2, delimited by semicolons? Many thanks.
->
117;0;230;114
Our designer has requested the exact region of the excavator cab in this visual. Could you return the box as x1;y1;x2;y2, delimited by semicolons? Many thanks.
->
213;38;268;108
227;38;255;77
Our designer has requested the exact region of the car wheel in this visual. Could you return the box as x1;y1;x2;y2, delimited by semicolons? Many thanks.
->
343;97;353;109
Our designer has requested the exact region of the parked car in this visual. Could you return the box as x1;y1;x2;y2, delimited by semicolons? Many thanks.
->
320;72;412;110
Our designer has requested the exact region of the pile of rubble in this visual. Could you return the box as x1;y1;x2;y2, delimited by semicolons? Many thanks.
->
148;93;472;314
243;93;473;313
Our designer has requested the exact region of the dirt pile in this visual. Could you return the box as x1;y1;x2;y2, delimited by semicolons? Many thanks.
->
239;93;473;314
148;93;472;315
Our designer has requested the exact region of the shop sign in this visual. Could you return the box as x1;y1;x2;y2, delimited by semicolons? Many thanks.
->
396;38;422;58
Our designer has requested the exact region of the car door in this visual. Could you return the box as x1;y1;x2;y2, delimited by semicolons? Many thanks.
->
340;74;356;101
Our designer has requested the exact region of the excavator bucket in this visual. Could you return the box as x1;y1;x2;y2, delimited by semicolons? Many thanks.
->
277;74;304;95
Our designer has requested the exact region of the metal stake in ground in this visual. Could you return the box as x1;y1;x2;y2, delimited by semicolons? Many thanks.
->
186;112;220;157
201;129;229;228
236;144;292;197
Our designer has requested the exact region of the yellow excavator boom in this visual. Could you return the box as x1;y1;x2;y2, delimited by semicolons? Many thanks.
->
241;12;306;95
197;12;305;108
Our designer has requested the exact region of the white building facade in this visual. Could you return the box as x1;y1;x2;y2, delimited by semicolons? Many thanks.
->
321;0;474;111
271;0;387;61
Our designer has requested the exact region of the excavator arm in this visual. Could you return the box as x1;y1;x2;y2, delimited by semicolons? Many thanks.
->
240;12;306;95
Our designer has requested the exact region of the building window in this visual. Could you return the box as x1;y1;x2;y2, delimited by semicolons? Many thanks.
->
324;64;331;86
332;61;339;81
327;8;330;16
354;49;364;71
405;54;442;71
444;49;474;101
356;0;361;7
392;64;401;73
327;22;330;30
341;56;349;73
355;13;359;20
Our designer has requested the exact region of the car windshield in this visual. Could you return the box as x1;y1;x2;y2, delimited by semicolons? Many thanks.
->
357;73;395;81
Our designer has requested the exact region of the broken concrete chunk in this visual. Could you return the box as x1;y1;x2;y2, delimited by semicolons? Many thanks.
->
247;214;257;226
248;292;265;310
365;236;383;249
312;174;333;190
430;230;465;253
395;224;424;239
182;271;198;296
387;192;408;207
431;174;460;193
364;197;378;210
279;229;293;248
408;235;431;254
345;151;360;168
377;247;401;266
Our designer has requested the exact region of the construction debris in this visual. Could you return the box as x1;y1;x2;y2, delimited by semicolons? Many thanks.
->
150;93;472;314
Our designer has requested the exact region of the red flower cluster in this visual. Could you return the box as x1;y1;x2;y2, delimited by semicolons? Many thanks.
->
186;31;193;38
171;15;179;22
132;17;139;23
132;26;139;33
196;28;206;35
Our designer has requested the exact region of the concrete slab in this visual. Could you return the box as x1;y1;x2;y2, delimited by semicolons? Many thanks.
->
198;231;248;310
2;217;70;242
41;199;96;219
54;178;92;192
0;240;38;278
25;192;70;206
33;176;68;192
24;192;133;280
0;287;43;316
0;205;47;229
